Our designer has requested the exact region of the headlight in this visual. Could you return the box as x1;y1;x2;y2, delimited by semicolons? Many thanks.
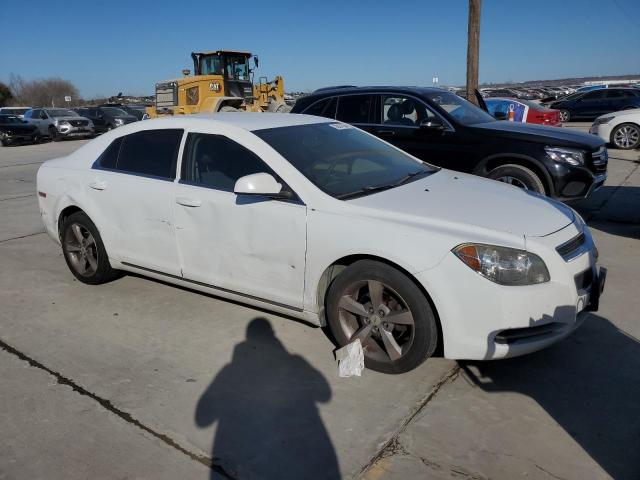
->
544;146;585;166
114;118;124;126
453;243;550;285
592;116;614;126
57;120;70;126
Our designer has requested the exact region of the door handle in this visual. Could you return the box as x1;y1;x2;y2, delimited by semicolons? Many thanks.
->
376;130;395;136
176;196;202;207
89;180;107;190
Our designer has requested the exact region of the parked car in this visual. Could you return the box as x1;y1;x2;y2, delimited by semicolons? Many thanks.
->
75;107;137;133
36;113;606;373
24;108;94;141
98;103;147;121
0;106;32;119
545;88;640;122
590;108;640;150
482;88;521;99
0;114;40;145
292;86;608;200
485;98;561;126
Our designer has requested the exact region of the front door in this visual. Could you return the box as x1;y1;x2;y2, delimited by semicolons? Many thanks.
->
173;132;307;310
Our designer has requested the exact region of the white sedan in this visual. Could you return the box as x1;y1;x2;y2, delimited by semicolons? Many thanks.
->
590;108;640;150
37;113;605;373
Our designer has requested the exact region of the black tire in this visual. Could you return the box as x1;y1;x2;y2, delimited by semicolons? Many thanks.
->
326;260;438;374
49;126;60;142
610;123;640;150
559;109;570;123
60;211;120;285
487;164;546;194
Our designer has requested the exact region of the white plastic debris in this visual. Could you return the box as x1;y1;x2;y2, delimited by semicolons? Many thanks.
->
336;339;364;377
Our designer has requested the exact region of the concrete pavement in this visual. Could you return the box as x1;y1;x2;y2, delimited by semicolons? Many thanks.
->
0;133;638;479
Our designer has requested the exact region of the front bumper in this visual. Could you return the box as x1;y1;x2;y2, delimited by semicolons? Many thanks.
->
56;125;95;137
1;132;37;145
417;222;605;360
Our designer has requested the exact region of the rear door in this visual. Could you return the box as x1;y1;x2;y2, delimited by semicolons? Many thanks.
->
88;128;184;275
574;90;608;118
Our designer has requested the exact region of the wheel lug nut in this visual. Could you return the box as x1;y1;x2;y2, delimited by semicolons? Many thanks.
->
378;310;384;316
368;308;374;314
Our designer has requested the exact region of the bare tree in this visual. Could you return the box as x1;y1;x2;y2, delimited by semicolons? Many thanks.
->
0;82;13;107
8;74;80;107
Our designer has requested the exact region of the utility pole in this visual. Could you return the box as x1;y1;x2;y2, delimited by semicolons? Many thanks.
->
466;0;481;105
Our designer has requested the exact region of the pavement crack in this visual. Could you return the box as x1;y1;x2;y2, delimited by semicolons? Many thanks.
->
0;194;33;202
356;365;461;478
0;231;46;244
534;463;567;480
0;337;236;480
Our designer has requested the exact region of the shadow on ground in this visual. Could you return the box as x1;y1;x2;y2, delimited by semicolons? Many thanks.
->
195;317;340;480
461;314;640;479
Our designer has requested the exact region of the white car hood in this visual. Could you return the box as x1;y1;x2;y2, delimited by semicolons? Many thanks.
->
349;170;574;238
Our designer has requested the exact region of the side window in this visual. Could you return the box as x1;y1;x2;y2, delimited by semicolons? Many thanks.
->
381;95;434;126
117;129;183;179
336;95;374;123
95;137;123;170
583;90;607;100
303;97;337;119
181;133;277;192
24;110;33;119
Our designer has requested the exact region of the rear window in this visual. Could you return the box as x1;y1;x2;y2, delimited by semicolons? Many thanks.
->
94;129;183;179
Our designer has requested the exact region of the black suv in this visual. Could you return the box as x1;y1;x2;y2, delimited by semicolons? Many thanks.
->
546;88;640;122
291;86;607;200
75;106;137;133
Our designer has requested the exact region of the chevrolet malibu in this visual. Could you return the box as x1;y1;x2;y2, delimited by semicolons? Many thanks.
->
36;114;606;373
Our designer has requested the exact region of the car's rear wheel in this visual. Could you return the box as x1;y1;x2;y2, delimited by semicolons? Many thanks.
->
488;164;546;194
611;123;640;150
559;109;570;122
326;260;438;374
60;211;119;285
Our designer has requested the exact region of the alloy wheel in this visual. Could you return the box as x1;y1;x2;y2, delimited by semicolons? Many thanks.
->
559;110;570;122
336;279;415;363
63;223;99;276
495;175;529;189
614;125;640;149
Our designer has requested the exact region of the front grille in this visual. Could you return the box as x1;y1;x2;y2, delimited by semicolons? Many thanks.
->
590;146;608;174
156;82;178;108
556;232;586;260
70;120;88;127
574;268;593;292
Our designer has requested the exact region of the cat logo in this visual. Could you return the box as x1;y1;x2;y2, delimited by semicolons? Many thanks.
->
209;82;221;92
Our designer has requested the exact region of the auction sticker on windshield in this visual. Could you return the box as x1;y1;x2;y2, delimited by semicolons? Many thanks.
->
329;123;353;130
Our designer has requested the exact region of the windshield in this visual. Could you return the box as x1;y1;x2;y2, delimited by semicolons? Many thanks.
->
102;107;128;116
48;109;76;117
0;115;22;124
255;122;438;199
200;55;222;75
424;91;495;125
225;55;250;80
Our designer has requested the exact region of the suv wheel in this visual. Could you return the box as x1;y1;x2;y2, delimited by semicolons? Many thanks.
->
326;260;438;374
488;164;546;194
48;125;60;142
60;211;120;285
611;123;640;150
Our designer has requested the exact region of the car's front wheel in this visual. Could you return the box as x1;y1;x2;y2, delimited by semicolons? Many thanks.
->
49;126;60;142
611;123;640;150
326;260;438;374
60;211;120;285
488;164;546;194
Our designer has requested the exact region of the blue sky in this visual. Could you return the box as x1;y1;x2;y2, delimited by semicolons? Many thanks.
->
1;0;639;98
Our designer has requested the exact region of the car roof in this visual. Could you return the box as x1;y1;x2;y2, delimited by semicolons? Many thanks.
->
130;113;333;132
307;85;450;97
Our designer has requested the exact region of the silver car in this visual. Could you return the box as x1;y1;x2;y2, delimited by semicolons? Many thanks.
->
24;108;95;141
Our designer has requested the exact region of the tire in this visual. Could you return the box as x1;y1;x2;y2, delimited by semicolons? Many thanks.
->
559;109;570;123
219;106;238;112
60;211;120;285
326;260;438;374
49;126;60;142
487;164;546;194
610;123;640;150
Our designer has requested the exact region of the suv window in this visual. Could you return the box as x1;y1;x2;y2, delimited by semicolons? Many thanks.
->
116;129;183;179
303;97;337;119
582;90;607;100
336;95;374;123
381;95;435;126
181;133;277;192
24;110;34;118
607;90;635;98
95;137;123;170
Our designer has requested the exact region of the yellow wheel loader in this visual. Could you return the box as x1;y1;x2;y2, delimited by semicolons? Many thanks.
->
145;50;289;118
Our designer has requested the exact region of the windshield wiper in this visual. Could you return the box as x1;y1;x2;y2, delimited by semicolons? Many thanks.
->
337;170;433;200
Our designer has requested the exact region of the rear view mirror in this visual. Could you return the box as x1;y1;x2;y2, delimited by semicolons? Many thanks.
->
234;173;291;199
253;56;259;68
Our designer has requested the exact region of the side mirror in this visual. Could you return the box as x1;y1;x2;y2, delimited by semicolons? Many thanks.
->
494;110;508;120
234;173;291;199
419;119;445;131
253;56;259;68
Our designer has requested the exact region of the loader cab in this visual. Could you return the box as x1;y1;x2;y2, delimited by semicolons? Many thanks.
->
191;50;254;100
